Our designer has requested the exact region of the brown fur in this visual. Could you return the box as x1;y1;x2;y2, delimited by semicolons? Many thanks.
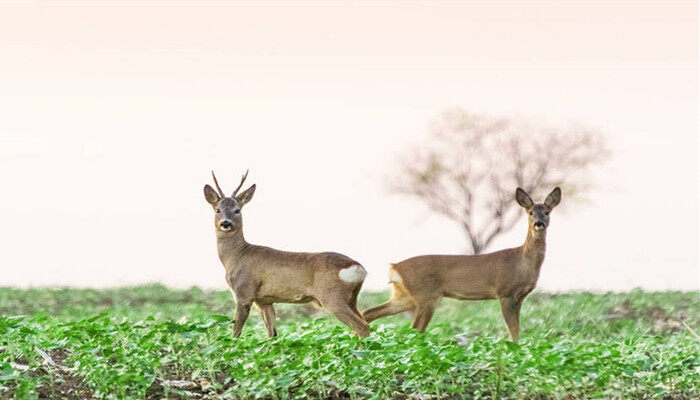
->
363;187;561;341
205;171;369;338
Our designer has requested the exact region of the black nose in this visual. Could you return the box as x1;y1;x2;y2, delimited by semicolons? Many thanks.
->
220;220;232;229
534;221;545;228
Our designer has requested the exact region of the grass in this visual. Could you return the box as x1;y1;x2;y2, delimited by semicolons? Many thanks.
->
0;285;697;399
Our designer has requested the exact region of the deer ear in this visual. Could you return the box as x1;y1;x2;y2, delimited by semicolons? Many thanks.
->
204;185;220;205
236;184;256;207
544;187;562;208
515;188;534;209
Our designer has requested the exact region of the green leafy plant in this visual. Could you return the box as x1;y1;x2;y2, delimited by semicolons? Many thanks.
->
0;286;697;399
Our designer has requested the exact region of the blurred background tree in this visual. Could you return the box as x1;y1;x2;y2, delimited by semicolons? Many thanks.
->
390;108;609;254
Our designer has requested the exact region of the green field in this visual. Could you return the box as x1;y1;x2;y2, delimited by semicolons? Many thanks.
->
0;286;697;399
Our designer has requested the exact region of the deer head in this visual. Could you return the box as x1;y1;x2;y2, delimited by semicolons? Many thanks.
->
515;187;561;232
204;170;256;233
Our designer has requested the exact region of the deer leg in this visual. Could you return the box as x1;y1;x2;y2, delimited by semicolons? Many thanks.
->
322;299;370;338
348;284;364;320
256;302;277;338
499;296;524;342
362;299;414;323
362;283;415;323
411;300;438;332
232;301;252;338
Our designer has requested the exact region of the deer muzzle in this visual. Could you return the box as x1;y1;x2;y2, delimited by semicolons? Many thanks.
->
220;220;233;231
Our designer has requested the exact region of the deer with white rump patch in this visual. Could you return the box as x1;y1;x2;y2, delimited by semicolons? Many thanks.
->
362;187;561;342
204;171;370;338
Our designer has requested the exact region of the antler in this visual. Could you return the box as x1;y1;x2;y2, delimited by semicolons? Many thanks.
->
232;170;249;197
211;171;225;198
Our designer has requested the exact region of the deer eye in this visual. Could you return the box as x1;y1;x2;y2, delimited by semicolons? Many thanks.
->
545;211;550;215
215;209;220;214
529;211;533;216
234;209;241;214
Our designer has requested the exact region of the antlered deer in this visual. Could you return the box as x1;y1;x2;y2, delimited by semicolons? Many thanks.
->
204;171;370;338
362;187;561;341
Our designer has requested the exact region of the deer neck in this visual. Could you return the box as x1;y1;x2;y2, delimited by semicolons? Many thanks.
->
521;227;546;270
216;228;249;268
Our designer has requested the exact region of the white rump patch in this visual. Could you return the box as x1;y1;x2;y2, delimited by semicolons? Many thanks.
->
388;269;402;283
338;264;367;283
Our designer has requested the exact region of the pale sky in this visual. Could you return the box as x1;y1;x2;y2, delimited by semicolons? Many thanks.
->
0;1;697;291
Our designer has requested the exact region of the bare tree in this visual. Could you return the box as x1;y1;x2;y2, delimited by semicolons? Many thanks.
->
391;108;609;254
